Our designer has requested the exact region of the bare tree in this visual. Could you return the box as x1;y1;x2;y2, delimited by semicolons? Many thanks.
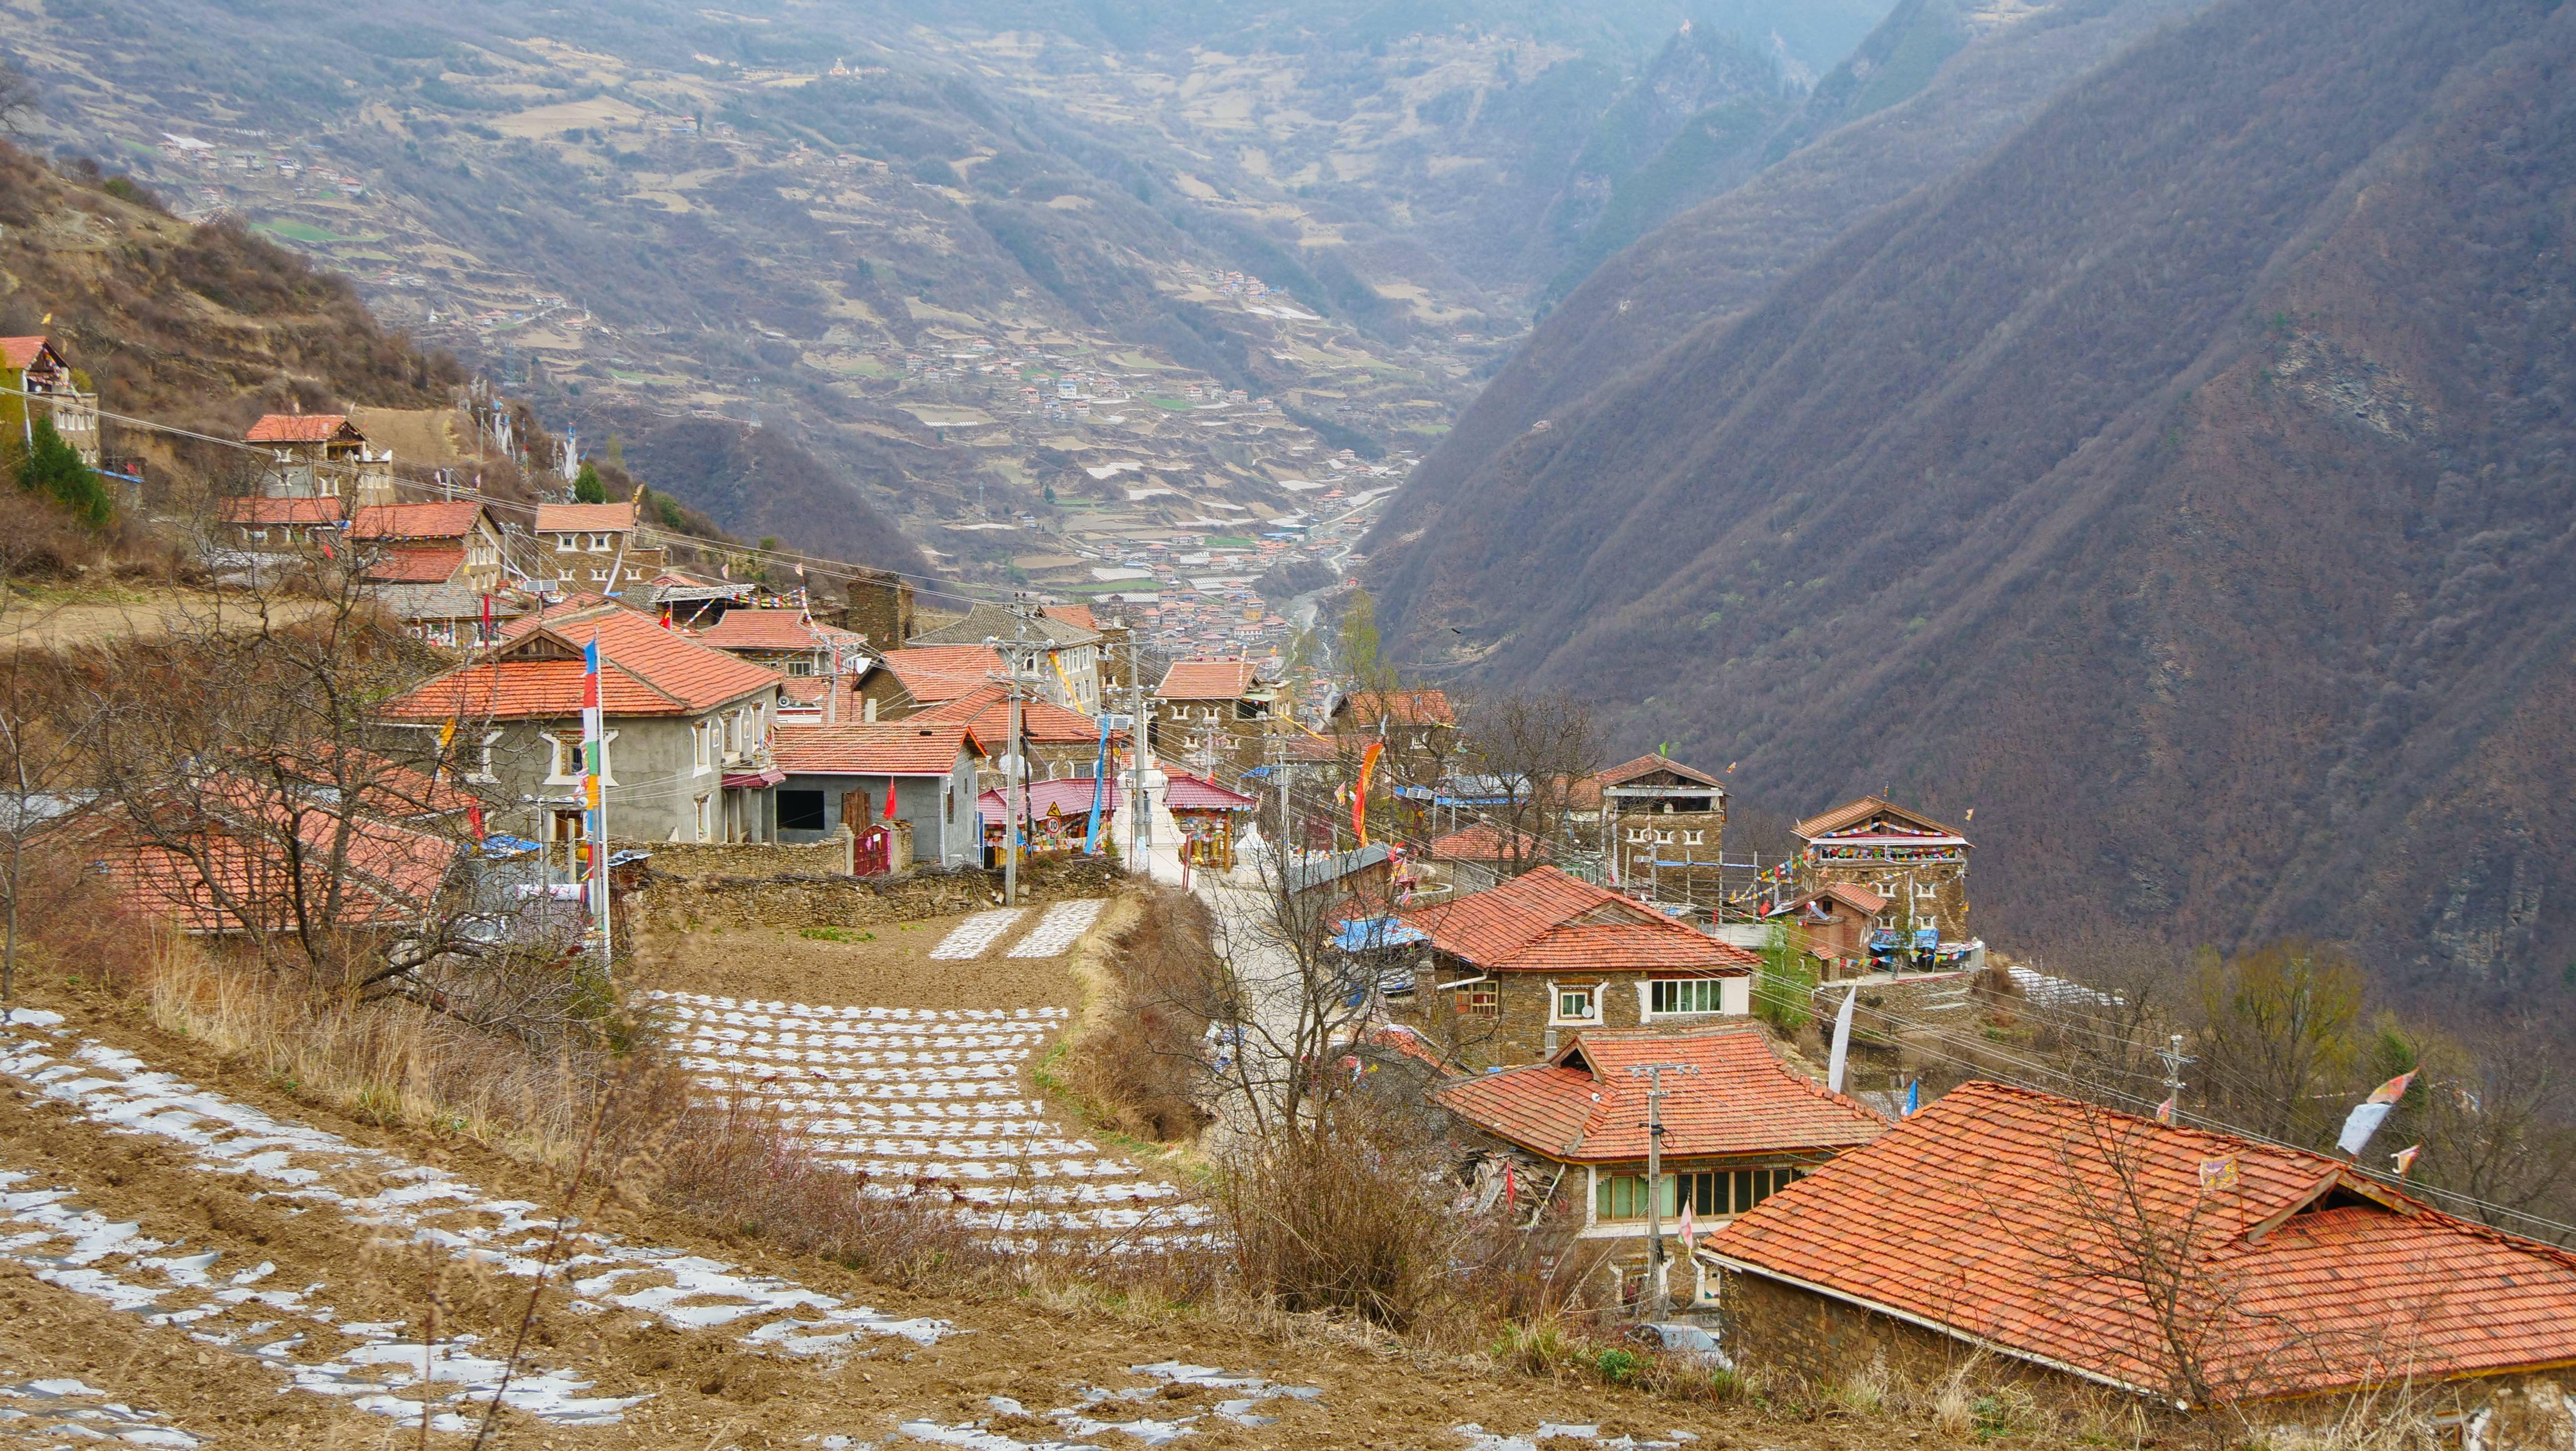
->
0;602;96;1012
1458;689;1605;879
0;57;36;138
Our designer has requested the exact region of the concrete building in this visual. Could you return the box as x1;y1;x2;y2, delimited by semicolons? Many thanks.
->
771;721;986;869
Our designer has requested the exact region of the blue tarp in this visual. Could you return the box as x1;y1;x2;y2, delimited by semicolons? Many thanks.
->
1331;916;1429;952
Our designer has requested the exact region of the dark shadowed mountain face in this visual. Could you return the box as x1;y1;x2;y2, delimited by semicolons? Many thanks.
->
1367;0;2576;998
609;415;929;577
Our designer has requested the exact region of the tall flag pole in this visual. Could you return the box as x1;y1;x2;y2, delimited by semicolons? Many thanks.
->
582;636;611;968
1353;740;1384;847
1083;712;1110;855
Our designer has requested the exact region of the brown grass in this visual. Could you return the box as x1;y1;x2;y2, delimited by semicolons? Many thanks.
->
1050;886;1216;1144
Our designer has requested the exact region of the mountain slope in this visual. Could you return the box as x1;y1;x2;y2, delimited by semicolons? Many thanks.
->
1367;0;2576;995
1370;0;2210;547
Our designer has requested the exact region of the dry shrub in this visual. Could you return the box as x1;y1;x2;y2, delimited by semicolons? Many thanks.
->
649;1091;997;1289
1055;887;1216;1142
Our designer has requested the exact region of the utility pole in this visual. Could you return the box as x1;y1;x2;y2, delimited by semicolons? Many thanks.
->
2156;1034;2194;1121
1628;1061;1696;1316
992;592;1046;909
1128;637;1150;867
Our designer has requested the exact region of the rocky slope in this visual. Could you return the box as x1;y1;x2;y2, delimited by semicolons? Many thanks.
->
1367;0;2576;997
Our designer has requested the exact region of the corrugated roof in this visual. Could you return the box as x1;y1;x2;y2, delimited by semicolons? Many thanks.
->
1164;773;1257;811
1436;1027;1885;1164
382;605;783;720
775;721;985;777
533;501;639;533
349;501;486;541
1402;866;1756;974
1710;1081;2576;1401
1157;658;1259;699
244;413;360;444
978;776;1114;824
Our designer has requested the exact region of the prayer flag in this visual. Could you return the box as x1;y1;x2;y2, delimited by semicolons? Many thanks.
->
2198;1156;2239;1194
2392;1144;2421;1178
2366;1070;2417;1105
1677;1199;1695;1249
1827;988;1857;1094
1353;740;1383;847
2336;1070;2417;1157
2155;1095;2177;1126
1903;1080;1919;1118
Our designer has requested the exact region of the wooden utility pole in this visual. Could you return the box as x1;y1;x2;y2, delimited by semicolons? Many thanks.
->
1628;1060;1696;1314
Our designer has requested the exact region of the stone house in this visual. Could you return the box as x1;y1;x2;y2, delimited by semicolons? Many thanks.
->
1436;1027;1883;1282
695;608;874;681
1424;822;1551;897
534;498;668;593
770;721;986;870
1708;1081;2576;1436
244;412;395;505
1573;754;1728;906
381;603;786;854
216;494;345;550
860;645;1005;721
907;682;1124;796
2;335;100;468
1792;797;1971;938
1764;883;1891;980
1152;657;1275;778
907;601;1104;714
350;500;506;593
1394;866;1760;1069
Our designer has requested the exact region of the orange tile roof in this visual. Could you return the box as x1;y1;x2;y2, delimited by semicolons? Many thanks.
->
1793;795;1966;842
1597;753;1723;789
1156;658;1259;700
1437;1027;1884;1164
910;682;1121;748
363;545;466;584
89;805;456;933
350;501;486;541
694;609;868;653
1428;823;1550;862
1709;1081;2576;1402
244;413;360;444
1336;688;1454;726
219;495;347;526
534;501;639;533
0;336;58;370
880;645;1002;704
381;605;783;720
1043;604;1098;631
1402;866;1755;974
774;721;985;777
1773;882;1889;917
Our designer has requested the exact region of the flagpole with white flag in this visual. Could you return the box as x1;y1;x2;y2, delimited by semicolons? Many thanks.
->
582;636;611;972
1827;987;1857;1095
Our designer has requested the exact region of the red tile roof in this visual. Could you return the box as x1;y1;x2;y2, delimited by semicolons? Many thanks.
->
1156;658;1259;700
1437;1027;1884;1165
910;682;1121;748
363;545;466;584
1793;795;1966;843
219;495;346;526
1164;772;1257;812
1043;604;1098;631
381;605;783;720
1402;866;1756;974
350;501;486;541
1428;823;1550;862
693;609;868;653
244;413;360;444
774;721;985;777
1598;753;1723;789
0;337;59;370
534;501;639;533
90;805;456;934
880;645;1003;704
1335;688;1454;726
1709;1081;2576;1402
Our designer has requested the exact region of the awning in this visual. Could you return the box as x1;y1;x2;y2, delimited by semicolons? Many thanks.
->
1332;916;1429;952
722;768;786;789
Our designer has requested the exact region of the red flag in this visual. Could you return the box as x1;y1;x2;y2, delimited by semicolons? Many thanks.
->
1503;1159;1517;1214
466;803;485;841
1352;740;1384;846
480;592;493;641
883;788;899;822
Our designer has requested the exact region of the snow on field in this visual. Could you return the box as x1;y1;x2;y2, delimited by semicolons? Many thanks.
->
929;908;1026;960
650;991;1206;1238
0;1020;953;1433
0;1377;202;1447
883;1360;1322;1449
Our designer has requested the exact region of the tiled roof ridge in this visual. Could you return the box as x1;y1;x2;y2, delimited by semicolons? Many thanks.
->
1572;1027;1887;1122
1599;753;1723;788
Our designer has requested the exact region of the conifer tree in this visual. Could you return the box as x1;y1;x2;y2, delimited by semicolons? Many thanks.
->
571;460;606;503
15;417;109;529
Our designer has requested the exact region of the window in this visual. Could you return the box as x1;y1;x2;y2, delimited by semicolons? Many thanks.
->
1553;986;1597;1024
1650;979;1726;1016
1683;830;1704;845
555;534;575;552
694;795;713;841
777;790;826;832
555;734;584;777
1675;1167;1805;1217
1596;1174;1677;1221
1627;827;1650;843
1455;987;1497;1019
589;532;611;552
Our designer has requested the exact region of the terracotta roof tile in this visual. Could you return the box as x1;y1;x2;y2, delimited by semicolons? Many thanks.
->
1437;1027;1885;1163
1428;823;1550;862
349;501;486;541
1043;604;1098;632
879;645;1003;704
775;721;984;777
1335;688;1455;726
382;606;782;720
693;609;868;653
89;804;455;933
1709;1081;2576;1400
362;544;467;584
1792;795;1966;842
0;337;59;370
1401;866;1755;974
219;495;347;526
245;413;361;444
1156;658;1259;700
1597;753;1724;789
909;682;1120;748
533;501;639;533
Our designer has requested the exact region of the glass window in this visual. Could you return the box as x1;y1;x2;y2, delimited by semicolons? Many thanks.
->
1456;987;1497;1018
1595;1174;1680;1221
1650;979;1725;1015
1555;988;1595;1022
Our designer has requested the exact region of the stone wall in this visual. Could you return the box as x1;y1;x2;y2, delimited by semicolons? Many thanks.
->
617;832;854;879
628;849;1125;934
1398;967;1753;1069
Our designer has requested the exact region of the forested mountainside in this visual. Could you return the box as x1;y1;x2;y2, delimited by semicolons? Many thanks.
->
1371;0;2211;548
1367;0;2576;999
